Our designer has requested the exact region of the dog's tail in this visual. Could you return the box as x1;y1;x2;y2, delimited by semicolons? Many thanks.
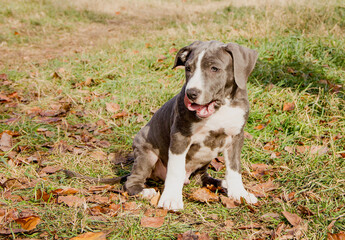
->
63;169;129;184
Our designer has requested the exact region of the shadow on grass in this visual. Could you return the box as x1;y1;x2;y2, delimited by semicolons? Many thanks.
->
251;36;344;99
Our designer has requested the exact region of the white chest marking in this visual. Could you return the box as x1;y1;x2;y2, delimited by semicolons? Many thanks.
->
192;104;246;138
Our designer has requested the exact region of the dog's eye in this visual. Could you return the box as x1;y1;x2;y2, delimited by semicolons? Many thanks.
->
185;66;191;72
211;66;219;72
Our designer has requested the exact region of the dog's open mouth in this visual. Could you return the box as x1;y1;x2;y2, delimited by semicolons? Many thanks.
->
184;94;216;118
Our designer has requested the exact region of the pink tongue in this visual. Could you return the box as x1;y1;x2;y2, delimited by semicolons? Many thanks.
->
184;95;216;118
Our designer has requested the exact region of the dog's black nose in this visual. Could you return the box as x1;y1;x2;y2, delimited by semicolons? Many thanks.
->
186;88;201;101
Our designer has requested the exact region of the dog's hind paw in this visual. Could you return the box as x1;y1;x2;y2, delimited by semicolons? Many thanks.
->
157;193;183;210
139;188;157;199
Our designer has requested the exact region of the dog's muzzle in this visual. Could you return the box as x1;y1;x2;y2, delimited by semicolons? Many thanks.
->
184;94;216;118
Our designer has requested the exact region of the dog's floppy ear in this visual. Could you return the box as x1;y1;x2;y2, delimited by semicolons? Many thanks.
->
172;41;201;69
224;43;258;89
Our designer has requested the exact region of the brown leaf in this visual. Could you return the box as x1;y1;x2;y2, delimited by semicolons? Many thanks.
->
15;216;41;231
249;181;279;197
112;111;128;119
0;132;12;151
0;73;8;80
283;102;295;111
86;195;110;204
297;205;314;216
51;188;79;195
327;232;345;240
90;151;107;161
88;185;114;193
282;211;302;226
106;102;120;113
237;223;262;230
40;166;61;174
36;189;54;202
220;196;239;208
244;131;254;140
284;146;294;154
122;202;138;211
310;145;329;156
0;94;11;102
150;191;161;207
254;124;266;130
210;158;225;172
144;208;167;217
177;231;210;240
70;232;108;240
140;216;165;228
190;187;219;203
169;48;178;54
58;195;84;207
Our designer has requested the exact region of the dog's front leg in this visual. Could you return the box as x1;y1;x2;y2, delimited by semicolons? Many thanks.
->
223;133;258;204
158;133;190;210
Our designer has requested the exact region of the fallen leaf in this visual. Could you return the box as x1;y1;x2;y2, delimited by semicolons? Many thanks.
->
190;187;219;203
284;146;294;154
0;132;12;151
15;216;41;231
58;196;84;207
106;102;120;113
272;222;286;239
169;48;178;54
237;223;262;229
249;181;279;197
282;211;302;226
244;131;254;140
210;158;225;171
112;111;128;119
122;202;138;211
220;196;239;208
310;145;329;156
144;208;167;217
140;216;165;228
260;212;280;221
327;232;345;240
90;151;107;161
297;205;314;216
70;232;108;240
283;102;295;111
51;188;79;195
254;124;266;130
36;189;54;202
0;73;8;80
150;191;161;207
40;166;61;174
177;231;210;240
86;195;110;204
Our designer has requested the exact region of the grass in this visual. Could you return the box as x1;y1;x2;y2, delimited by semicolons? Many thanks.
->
0;0;344;239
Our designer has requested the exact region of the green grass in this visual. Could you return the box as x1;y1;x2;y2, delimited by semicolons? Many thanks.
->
0;0;344;239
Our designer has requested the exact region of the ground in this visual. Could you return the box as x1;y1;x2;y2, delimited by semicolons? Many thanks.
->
0;0;344;239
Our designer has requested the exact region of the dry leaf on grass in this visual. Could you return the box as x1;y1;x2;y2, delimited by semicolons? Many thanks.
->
220;196;239;209
150;191;161;207
210;158;224;171
0;132;12;152
327;231;345;240
105;102;120;113
15;216;41;231
282;211;302;226
70;231;108;240
58;196;84;207
190;187;219;203
177;230;210;240
40;166;61;174
51;188;79;195
249;181;279;197
144;208;167;217
122;202;138;211
283;102;295;111
112;111;128;119
140;216;165;228
237;223;262;230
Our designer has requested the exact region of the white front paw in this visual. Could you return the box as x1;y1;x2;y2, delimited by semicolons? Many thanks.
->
157;192;183;210
227;188;258;204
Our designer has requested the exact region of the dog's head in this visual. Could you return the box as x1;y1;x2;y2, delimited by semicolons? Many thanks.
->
173;41;258;118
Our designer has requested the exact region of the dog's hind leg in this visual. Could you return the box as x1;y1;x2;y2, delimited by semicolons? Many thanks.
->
124;145;159;197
